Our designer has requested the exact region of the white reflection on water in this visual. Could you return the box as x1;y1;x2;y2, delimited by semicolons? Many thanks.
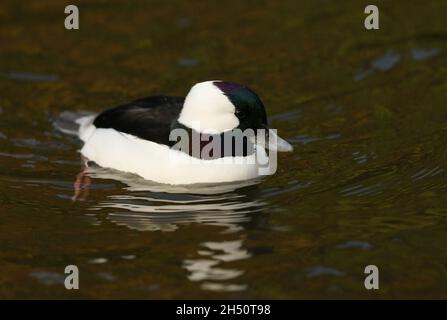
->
184;240;250;292
75;165;266;292
81;165;266;232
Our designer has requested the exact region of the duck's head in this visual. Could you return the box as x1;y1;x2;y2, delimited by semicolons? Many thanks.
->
177;80;293;152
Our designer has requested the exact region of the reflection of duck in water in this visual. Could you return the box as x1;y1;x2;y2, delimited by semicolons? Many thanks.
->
55;81;293;185
78;164;267;232
73;166;260;293
184;240;250;292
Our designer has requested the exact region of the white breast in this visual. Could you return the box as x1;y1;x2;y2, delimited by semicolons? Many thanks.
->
80;127;269;185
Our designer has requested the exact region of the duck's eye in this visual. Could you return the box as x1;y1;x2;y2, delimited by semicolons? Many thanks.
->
235;109;246;119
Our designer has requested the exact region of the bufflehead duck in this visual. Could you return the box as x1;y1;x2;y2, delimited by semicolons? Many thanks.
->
55;81;293;185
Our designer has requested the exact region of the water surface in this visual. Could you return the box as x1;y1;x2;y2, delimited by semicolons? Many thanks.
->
1;0;447;299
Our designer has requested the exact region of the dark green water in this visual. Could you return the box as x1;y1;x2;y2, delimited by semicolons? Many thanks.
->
1;0;447;299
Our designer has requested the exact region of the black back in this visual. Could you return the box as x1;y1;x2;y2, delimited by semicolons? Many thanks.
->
93;96;184;145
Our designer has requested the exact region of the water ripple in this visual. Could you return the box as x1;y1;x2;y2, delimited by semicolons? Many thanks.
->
411;166;444;181
340;183;384;197
184;240;250;292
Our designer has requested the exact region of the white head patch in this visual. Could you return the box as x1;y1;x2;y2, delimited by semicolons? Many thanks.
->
178;81;239;133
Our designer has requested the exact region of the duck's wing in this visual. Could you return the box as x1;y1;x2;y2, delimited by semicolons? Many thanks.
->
93;95;184;145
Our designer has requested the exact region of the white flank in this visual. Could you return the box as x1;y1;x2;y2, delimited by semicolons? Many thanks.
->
80;127;268;185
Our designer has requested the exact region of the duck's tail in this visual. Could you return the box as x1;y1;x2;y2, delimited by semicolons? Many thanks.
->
53;111;96;142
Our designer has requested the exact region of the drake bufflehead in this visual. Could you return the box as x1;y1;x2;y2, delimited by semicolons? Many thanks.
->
56;81;293;185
